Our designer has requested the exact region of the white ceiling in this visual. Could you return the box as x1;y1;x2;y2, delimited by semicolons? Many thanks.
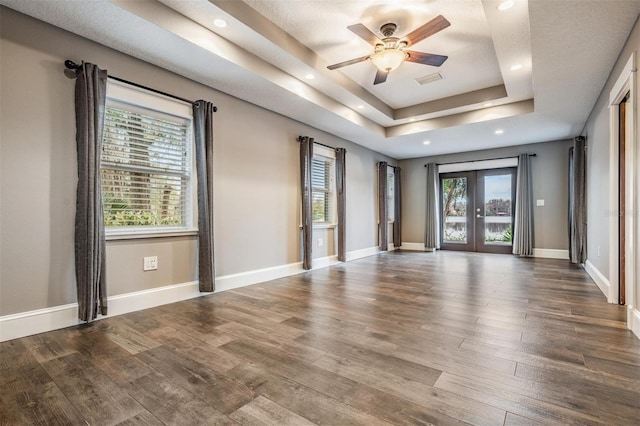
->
2;0;640;159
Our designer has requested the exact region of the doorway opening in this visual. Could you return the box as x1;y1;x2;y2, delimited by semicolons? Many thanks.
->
440;168;516;254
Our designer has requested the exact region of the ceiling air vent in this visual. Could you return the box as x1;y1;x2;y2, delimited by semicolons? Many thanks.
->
416;72;444;85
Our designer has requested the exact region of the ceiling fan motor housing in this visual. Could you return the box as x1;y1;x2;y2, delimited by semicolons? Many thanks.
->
380;22;397;37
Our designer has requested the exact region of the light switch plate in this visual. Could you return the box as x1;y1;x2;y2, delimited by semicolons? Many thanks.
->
536;199;545;207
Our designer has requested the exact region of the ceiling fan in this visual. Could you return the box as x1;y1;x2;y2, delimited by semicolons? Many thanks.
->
327;15;451;85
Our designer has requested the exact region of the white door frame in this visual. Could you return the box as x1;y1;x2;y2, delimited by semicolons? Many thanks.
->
608;52;640;338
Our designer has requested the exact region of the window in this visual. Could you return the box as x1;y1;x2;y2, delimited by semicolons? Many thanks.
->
311;145;336;225
101;81;195;237
387;166;395;223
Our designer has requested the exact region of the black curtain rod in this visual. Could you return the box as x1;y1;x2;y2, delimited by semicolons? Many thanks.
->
64;60;217;112
296;136;338;151
380;163;400;170
424;153;536;167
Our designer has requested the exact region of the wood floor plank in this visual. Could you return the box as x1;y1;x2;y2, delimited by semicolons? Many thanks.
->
1;251;639;424
88;317;162;355
220;339;357;400
154;310;236;347
503;412;541;425
41;352;144;425
434;372;604;425
3;381;84;426
20;329;78;363
583;353;640;380
459;337;586;369
314;353;505;425
216;321;327;364
65;326;154;386
343;383;471;426
125;372;236;425
226;362;391;426
229;395;316;425
0;340;53;394
115;411;165;426
135;346;254;415
145;325;244;374
296;332;442;385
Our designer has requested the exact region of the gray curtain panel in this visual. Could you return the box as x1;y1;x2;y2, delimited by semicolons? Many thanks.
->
568;147;575;260
393;167;402;248
336;148;347;262
570;136;587;264
299;136;314;269
425;163;440;250
193;101;216;292
378;161;388;251
513;154;534;256
74;62;108;322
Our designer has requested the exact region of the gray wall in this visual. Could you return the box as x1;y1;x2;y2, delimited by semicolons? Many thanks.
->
581;16;640;279
0;8;394;316
399;140;574;249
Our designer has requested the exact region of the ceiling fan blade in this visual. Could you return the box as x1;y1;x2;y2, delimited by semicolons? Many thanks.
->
347;23;383;46
373;69;388;85
403;15;451;46
327;55;371;70
405;51;448;67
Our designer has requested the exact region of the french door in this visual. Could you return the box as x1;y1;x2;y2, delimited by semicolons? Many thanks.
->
440;168;516;254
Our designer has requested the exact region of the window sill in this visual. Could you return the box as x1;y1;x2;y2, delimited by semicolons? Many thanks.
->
299;224;337;230
106;229;199;241
313;223;337;229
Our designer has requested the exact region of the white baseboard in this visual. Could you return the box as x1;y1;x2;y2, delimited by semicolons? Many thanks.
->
629;307;640;340
401;244;569;257
345;246;379;261
532;248;569;259
584;259;611;300
216;254;340;293
215;261;303;293
400;242;429;251
0;250;375;342
312;255;341;269
0;281;200;342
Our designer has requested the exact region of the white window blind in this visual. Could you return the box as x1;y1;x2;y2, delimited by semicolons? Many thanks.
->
387;166;395;223
311;145;336;225
101;82;194;235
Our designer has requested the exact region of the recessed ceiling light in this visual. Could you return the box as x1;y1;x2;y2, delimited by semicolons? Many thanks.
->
484;102;493;107
356;105;364;109
214;19;228;28
423;140;431;145
495;129;504;135
498;1;514;11
510;64;523;71
305;74;314;80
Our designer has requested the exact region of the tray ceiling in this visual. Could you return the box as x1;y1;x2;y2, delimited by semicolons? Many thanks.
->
2;0;640;158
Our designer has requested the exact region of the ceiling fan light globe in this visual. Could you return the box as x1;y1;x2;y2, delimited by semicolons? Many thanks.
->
371;49;406;73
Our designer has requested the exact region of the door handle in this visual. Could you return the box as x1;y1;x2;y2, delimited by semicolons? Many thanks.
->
476;214;484;218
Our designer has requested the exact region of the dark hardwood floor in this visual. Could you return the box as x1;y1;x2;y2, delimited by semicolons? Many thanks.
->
2;251;640;425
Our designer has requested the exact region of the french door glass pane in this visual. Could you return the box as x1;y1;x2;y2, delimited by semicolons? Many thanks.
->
484;174;513;245
442;177;468;243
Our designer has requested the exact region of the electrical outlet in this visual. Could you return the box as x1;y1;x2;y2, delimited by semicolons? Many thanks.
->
536;199;545;207
317;238;324;247
143;256;158;271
